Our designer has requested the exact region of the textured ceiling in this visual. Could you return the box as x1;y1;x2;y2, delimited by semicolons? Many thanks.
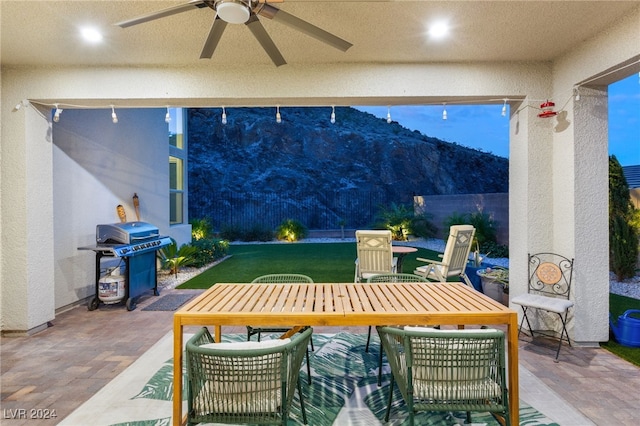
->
2;1;638;68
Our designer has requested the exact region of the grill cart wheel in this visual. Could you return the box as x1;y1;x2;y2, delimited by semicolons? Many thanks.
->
126;297;136;311
88;297;99;311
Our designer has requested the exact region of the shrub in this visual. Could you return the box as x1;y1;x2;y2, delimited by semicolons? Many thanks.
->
190;217;213;241
443;211;499;249
480;241;510;258
158;239;198;277
220;224;243;241
375;203;414;240
244;224;275;242
467;211;497;247
220;223;274;242
191;238;229;267
609;155;639;280
275;219;308;242
410;214;437;239
442;212;469;240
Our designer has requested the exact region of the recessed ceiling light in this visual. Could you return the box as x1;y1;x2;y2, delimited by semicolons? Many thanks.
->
80;27;103;43
428;21;450;39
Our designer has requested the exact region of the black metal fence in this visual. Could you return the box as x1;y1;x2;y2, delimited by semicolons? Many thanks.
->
189;190;392;231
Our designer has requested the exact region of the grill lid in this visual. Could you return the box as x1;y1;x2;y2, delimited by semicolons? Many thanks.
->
96;221;160;244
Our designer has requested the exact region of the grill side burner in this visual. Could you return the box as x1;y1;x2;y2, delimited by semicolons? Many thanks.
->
78;221;172;311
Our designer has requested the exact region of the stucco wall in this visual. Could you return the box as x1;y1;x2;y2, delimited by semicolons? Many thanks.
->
52;108;170;310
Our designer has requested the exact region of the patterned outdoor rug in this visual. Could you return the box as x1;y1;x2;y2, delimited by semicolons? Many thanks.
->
141;293;195;311
59;332;561;426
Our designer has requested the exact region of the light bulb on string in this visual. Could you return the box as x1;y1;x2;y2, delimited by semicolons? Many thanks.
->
501;99;507;117
386;106;392;124
330;106;336;124
442;104;447;120
111;105;118;124
276;106;282;124
221;107;227;125
574;87;581;101
53;104;62;123
165;107;171;123
12;99;30;112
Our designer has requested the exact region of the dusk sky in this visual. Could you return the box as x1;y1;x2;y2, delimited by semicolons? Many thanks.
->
356;73;639;167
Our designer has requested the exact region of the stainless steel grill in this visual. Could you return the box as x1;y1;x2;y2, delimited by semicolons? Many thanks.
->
95;221;172;256
79;221;172;311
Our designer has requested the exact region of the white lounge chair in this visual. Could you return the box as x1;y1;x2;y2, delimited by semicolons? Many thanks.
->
414;224;476;287
354;230;397;282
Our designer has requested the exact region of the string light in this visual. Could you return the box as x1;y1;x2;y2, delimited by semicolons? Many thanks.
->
386;106;392;123
53;104;63;122
501;99;507;117
276;106;282;124
330;106;336;124
442;103;447;120
110;105;118;123
221;106;227;125
574;87;581;101
165;107;171;123
13;99;30;112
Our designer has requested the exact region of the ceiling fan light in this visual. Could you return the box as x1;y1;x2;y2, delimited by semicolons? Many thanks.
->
216;0;250;24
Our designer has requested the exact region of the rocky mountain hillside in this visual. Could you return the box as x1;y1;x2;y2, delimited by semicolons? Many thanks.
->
187;107;508;229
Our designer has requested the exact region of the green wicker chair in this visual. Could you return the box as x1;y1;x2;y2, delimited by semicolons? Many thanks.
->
366;273;429;386
247;273;315;341
377;326;510;426
186;326;313;426
247;273;315;383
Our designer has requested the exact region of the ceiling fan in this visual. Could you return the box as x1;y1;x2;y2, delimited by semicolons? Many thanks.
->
115;0;353;66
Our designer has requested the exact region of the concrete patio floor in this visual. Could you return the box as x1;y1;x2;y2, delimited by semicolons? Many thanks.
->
1;287;639;425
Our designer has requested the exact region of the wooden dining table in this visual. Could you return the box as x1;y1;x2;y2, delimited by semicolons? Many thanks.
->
172;282;519;425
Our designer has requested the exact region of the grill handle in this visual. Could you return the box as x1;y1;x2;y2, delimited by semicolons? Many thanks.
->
130;233;160;241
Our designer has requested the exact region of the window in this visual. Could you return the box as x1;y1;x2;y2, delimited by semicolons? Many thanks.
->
169;108;186;225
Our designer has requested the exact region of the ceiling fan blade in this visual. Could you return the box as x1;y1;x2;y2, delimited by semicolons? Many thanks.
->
256;4;352;52
115;0;207;28
246;15;286;67
200;16;228;59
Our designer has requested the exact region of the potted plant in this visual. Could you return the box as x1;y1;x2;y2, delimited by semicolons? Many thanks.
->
476;267;509;305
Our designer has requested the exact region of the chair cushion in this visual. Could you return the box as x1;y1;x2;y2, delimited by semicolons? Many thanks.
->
193;339;290;415
511;293;574;313
403;326;437;332
196;379;282;414
414;376;502;401
415;264;443;275
200;338;291;350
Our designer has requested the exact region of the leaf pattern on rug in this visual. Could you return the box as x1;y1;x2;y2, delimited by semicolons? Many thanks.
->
131;362;172;401
131;359;186;402
115;332;560;425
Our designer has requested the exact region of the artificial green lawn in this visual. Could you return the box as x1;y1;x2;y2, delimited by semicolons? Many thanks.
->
177;242;640;366
177;242;440;288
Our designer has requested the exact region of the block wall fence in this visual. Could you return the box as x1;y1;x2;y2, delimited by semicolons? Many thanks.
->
414;193;509;245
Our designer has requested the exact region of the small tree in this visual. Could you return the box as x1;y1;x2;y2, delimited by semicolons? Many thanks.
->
375;203;413;240
609;155;639;280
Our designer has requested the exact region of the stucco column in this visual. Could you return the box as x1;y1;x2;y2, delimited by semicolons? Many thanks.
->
509;98;555;301
510;89;610;346
1;105;55;334
570;85;610;345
